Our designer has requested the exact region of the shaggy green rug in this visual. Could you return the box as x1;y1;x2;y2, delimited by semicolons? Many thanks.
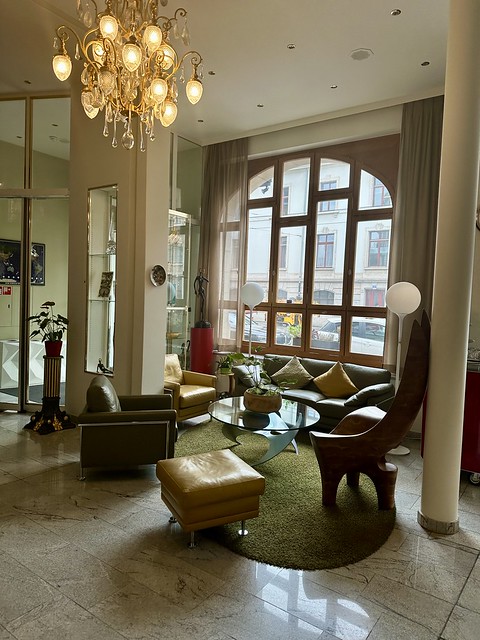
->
176;420;396;571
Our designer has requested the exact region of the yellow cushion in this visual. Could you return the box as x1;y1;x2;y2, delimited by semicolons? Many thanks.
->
271;356;313;389
164;353;183;384
313;362;359;398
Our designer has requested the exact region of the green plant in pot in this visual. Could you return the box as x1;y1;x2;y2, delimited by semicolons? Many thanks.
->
216;352;245;374
241;351;283;414
28;301;69;357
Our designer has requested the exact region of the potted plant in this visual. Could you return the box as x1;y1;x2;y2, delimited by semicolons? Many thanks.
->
241;352;283;414
28;301;69;357
216;352;245;375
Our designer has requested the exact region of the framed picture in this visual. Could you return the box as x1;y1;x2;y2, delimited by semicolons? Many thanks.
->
0;240;46;285
98;271;114;298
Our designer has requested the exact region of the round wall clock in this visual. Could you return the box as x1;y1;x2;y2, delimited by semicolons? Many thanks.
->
150;264;166;286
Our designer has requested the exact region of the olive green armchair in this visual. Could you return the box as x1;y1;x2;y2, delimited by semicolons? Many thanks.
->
77;375;177;479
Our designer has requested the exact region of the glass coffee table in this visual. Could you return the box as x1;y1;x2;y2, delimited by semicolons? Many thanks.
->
208;396;320;465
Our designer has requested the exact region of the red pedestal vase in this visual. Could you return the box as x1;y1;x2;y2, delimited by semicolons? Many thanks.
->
190;327;214;374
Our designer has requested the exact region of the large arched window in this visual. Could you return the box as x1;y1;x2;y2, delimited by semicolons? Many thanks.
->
240;135;399;365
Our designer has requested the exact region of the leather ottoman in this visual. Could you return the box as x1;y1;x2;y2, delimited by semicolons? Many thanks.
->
156;449;265;547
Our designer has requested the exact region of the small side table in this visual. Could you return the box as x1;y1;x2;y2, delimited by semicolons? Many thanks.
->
24;356;75;435
218;372;235;399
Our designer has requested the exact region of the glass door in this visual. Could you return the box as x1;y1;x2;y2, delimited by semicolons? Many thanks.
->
0;199;23;409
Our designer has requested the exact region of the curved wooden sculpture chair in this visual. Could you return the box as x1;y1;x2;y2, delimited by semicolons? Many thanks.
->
309;311;430;510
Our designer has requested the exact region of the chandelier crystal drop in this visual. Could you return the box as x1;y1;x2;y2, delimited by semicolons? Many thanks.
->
52;0;203;151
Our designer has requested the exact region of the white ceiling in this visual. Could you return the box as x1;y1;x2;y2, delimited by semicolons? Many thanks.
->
0;0;449;155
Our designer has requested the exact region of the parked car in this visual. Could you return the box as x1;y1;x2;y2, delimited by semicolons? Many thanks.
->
311;317;385;356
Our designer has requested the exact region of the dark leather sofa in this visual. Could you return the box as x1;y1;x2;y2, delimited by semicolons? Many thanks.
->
232;355;395;431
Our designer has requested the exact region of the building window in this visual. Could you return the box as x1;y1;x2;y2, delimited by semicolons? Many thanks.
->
368;230;390;267
316;233;334;268
279;235;287;269
373;177;392;208
281;186;290;215
365;288;385;307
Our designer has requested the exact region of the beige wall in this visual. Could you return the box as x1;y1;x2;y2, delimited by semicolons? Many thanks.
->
66;74;170;415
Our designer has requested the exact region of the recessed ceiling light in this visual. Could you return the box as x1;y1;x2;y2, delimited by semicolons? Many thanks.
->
208;70;216;76
24;80;32;85
287;43;296;50
391;9;401;16
421;60;430;66
350;48;374;61
257;104;264;108
197;119;204;123
330;84;338;89
52;123;58;127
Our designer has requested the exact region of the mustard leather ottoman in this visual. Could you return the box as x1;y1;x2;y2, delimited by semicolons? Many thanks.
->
156;449;265;547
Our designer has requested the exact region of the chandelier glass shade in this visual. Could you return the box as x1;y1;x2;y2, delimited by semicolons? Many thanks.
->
52;0;203;151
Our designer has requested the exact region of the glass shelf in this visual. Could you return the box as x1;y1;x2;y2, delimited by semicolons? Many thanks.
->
85;185;117;374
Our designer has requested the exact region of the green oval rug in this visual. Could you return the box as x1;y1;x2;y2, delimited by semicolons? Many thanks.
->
176;421;396;571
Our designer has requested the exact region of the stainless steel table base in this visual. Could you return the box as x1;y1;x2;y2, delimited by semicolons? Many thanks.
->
222;423;299;465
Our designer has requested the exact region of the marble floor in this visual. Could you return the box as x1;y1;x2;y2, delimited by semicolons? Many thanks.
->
0;411;479;640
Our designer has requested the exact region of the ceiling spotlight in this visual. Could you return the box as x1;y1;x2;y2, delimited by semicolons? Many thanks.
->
330;84;338;89
287;43;296;50
257;104;264;108
391;9;401;16
421;61;430;66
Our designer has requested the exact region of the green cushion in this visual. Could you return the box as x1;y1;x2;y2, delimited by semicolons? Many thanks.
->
271;356;313;389
86;375;121;412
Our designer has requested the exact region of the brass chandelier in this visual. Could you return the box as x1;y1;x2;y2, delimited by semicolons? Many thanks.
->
52;0;203;150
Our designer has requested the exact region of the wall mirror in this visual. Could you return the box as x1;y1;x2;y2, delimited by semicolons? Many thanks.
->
85;185;117;374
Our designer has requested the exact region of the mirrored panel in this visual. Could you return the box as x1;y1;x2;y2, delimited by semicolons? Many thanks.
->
85;185;117;374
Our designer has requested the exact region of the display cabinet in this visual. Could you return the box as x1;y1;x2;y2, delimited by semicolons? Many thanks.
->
166;210;191;368
85;185;117;374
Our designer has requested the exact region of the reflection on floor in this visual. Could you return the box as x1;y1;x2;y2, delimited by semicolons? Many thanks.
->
0;411;479;640
0;382;66;404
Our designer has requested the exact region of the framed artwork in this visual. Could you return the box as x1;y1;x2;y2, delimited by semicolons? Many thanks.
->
0;240;46;285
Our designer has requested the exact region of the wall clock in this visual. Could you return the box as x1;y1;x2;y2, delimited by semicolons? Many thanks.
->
150;265;166;286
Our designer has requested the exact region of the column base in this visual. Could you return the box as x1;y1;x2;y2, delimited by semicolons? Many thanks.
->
24;396;75;435
417;510;459;534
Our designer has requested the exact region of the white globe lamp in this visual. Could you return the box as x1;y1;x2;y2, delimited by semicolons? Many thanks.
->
386;281;421;455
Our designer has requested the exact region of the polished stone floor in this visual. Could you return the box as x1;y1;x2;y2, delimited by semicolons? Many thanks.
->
0;410;479;640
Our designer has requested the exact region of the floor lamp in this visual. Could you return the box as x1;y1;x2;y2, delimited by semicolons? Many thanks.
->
386;281;422;455
240;282;264;356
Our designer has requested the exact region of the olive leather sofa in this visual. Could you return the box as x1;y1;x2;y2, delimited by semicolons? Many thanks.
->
232;355;395;432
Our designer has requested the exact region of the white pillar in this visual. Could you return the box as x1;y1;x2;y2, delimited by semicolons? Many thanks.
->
419;0;480;533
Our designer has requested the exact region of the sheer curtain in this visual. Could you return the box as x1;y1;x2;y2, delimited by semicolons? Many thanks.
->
199;138;248;351
385;95;444;368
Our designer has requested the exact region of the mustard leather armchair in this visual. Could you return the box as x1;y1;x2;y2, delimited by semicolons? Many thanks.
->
164;354;217;421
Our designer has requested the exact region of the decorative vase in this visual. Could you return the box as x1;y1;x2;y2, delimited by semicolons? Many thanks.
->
45;340;62;357
243;388;282;414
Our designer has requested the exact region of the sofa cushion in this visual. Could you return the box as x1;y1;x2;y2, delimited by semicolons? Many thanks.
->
86;375;121;412
313;362;359;398
271;356;313;389
342;362;391;390
164;353;183;384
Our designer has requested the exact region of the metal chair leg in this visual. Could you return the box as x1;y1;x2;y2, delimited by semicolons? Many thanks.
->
238;520;248;536
188;531;197;548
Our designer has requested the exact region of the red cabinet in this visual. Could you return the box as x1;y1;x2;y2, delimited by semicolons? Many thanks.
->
461;368;480;480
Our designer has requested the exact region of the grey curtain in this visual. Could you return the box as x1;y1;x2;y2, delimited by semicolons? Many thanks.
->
386;95;444;368
199;138;248;350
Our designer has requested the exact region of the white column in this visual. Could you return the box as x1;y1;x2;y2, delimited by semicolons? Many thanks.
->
419;0;480;533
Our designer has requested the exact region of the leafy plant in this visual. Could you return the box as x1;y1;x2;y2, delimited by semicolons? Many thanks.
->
216;352;245;373
242;351;282;396
28;301;69;342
